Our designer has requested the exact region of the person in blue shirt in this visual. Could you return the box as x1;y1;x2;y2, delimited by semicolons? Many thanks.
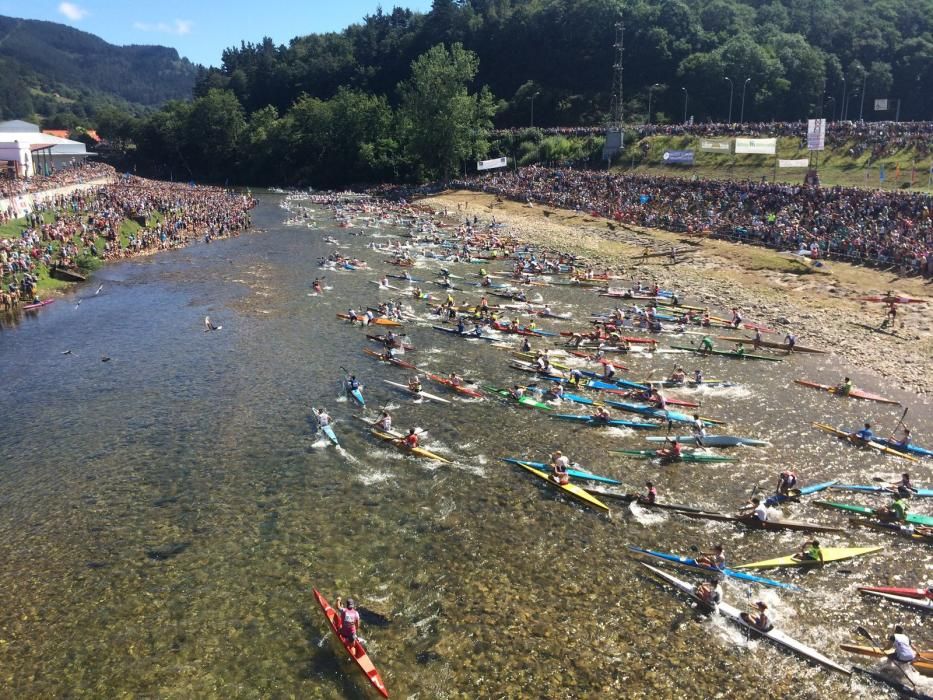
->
851;422;874;442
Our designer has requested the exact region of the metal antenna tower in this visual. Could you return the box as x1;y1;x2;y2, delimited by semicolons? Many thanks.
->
609;21;624;129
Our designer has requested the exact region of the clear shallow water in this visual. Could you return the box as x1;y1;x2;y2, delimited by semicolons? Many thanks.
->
0;197;930;698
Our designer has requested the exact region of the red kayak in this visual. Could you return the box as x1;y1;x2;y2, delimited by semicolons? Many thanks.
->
312;589;389;698
858;295;926;304
424;372;484;398
23;299;55;311
858;585;932;599
794;379;901;406
362;348;418;370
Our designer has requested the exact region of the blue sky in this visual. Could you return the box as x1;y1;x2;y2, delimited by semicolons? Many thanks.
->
1;1;435;66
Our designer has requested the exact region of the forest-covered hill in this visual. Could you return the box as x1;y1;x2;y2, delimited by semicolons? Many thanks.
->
0;15;198;120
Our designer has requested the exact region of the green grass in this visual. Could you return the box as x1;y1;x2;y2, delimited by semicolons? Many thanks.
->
615;135;933;192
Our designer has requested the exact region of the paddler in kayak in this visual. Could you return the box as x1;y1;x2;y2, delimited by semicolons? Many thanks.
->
792;539;824;564
783;332;796;353
519;336;532;353
699;335;714;355
334;596;361;645
637;480;657;505
693;368;704;384
740;601;773;631
695;544;726;570
549;450;571;485
508;385;526;401
695;575;723;607
315;407;332;430
738;496;769;523
752;327;763;350
836;376;853;396
730;307;743;328
889;472;917;496
591;405;612;422
546;382;565;401
691;413;706;447
602;361;617;381
456;317;467;334
890;427;912;451
667;367;686;385
888;625;918;667
849;421;874;442
372;411;393;432
874;492;910;521
775;470;798;496
408;375;423;396
533;350;551;372
656;438;683;461
312;278;324;294
732;342;746;357
448;372;465;387
401;428;419;449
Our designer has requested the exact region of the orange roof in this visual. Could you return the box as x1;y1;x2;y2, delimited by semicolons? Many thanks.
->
43;129;69;138
85;130;101;142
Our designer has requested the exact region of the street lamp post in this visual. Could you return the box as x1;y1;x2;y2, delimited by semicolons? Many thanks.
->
530;92;540;128
840;76;847;120
859;73;867;122
724;77;734;123
739;78;751;123
681;87;688;124
647;83;661;125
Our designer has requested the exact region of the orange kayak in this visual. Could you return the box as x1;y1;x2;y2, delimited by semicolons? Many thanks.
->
313;588;389;698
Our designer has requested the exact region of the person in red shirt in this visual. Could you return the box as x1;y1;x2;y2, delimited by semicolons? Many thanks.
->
335;596;361;644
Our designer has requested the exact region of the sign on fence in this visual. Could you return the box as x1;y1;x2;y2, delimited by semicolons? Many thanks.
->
662;150;694;164
735;138;777;155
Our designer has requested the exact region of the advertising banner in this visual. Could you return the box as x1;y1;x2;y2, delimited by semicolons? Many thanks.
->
778;158;810;168
734;138;776;155
700;139;731;153
874;99;889;111
476;157;508;171
807;119;825;151
662;150;694;164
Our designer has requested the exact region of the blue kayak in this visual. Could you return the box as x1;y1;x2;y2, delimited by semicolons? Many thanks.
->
501;458;621;485
604;400;710;426
321;424;340;446
551;414;658;429
830;484;933;497
628;546;802;592
346;386;365;407
431;325;498;342
875;438;933;458
764;480;838;507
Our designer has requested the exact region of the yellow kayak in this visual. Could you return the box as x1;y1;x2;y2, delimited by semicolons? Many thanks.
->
736;546;882;569
515;461;610;514
371;429;451;463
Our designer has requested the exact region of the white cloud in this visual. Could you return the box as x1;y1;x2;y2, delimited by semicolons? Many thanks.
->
58;2;87;21
132;19;193;36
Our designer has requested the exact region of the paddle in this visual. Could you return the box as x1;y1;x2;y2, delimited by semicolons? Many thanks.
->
889;406;909;440
855;626;917;687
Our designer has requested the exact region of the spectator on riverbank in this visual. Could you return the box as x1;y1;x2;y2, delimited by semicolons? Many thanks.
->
454;165;933;276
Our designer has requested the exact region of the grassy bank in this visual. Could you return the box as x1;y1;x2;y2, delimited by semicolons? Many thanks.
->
1;210;162;298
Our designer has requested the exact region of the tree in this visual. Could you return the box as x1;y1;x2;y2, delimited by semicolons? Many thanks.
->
397;43;499;181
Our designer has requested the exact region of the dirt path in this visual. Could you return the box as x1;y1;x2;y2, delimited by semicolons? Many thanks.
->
423;190;932;396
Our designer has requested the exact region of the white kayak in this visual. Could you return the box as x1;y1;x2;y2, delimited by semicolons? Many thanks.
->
860;590;933;611
642;563;850;674
382;379;451;404
645;435;771;447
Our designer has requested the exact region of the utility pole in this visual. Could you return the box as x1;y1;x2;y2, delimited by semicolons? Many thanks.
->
859;73;867;121
681;87;688;124
724;77;734;123
740;78;751;123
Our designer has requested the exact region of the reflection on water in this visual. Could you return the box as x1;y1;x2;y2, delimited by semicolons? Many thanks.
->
0;197;929;698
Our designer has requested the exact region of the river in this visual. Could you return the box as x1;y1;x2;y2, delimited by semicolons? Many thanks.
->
0;194;930;698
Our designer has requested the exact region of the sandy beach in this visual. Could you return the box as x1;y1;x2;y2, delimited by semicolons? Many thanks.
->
424;190;933;395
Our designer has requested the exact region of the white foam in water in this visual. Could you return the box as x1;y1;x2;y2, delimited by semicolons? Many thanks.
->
606;427;636;438
357;469;393;485
629;503;667;526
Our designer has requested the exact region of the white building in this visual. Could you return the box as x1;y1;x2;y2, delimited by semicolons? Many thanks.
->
0;119;91;178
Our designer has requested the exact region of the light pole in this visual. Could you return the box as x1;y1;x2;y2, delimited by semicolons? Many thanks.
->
647;83;661;125
724;77;734;123
681;87;688;124
739;77;751;123
530;91;540;128
840;76;847;120
847;93;860;122
859;73;866;122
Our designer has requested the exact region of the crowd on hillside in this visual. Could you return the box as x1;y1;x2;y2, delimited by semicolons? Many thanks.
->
0;162;116;211
1;178;255;307
455;166;933;276
494;121;933;158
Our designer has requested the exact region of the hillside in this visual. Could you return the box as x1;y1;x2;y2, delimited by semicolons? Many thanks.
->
0;15;198;119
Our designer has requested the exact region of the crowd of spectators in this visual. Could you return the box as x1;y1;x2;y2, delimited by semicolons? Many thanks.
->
455;165;933;276
493;121;933;158
1;177;256;306
0;161;116;213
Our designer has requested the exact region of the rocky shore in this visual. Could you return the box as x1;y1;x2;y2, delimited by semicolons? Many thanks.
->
424;190;932;396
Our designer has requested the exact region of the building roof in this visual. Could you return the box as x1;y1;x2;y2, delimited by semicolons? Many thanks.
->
0;119;41;133
42;129;70;139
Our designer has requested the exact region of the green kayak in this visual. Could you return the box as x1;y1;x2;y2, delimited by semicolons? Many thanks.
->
814;500;933;527
609;449;736;463
670;345;783;362
484;386;553;411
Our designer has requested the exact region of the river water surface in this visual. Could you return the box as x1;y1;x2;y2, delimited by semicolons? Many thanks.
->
0;195;930;699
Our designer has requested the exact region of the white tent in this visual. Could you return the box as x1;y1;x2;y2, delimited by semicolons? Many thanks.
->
0;120;90;176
